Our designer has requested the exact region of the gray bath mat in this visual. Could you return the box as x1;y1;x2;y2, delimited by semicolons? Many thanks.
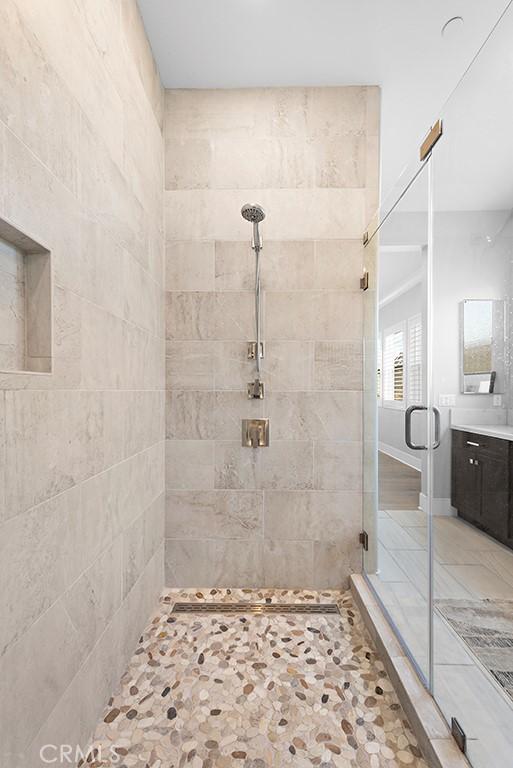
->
436;599;513;701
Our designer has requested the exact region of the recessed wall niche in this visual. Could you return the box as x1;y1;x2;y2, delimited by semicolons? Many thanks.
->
0;217;52;374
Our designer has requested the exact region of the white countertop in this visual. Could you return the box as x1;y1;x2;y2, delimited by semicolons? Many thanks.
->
451;423;513;441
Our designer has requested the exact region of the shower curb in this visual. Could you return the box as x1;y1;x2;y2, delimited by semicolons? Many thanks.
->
350;575;471;768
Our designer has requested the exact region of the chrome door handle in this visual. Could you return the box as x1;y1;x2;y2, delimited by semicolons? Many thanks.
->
405;405;427;450
433;406;441;449
405;405;441;450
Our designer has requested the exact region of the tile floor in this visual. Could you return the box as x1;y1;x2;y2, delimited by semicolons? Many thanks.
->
87;589;427;767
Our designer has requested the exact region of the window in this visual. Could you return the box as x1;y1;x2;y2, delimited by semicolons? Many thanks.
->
408;314;422;405
382;323;405;408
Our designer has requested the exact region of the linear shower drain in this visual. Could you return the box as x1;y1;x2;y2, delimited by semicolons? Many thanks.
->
172;602;340;615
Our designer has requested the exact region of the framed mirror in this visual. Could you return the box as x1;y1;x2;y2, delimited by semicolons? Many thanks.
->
460;299;505;394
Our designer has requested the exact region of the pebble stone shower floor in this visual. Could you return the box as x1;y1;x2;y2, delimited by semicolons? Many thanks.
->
87;589;428;768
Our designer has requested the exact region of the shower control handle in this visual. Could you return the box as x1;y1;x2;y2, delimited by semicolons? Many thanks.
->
242;419;269;448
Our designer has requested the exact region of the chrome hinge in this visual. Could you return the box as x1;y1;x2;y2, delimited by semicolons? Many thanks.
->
360;269;369;291
359;530;369;551
420;119;443;161
362;231;369;246
451;718;466;753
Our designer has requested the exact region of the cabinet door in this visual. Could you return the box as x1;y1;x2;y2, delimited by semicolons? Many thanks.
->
461;454;482;524
480;454;509;543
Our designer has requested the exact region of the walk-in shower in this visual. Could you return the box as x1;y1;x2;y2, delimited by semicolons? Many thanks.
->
241;203;265;399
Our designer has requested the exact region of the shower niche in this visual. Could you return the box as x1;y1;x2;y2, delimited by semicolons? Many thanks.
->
0;217;52;374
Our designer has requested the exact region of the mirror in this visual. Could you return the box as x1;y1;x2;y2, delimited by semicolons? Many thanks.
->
460;299;505;394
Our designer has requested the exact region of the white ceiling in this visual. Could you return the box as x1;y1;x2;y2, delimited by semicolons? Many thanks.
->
138;0;510;200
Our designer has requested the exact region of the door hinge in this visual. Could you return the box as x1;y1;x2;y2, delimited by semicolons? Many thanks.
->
420;119;443;161
359;530;369;551
451;717;466;753
360;269;369;291
362;231;369;246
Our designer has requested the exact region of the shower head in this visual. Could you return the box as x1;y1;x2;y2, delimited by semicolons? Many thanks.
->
241;203;265;224
241;203;265;250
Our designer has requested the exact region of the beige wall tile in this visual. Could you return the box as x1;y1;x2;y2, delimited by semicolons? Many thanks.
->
266;391;362;441
165;489;263;539
166;291;215;340
0;485;82;656
214;391;263;440
314;135;366;188
64;537;123;657
165;538;211;586
165;188;366;242
313;539;361;589
166;240;215;291
305;86;367;137
314;240;363;290
0;0;165;754
0;598;84;763
4;390;104;517
263;539;313;588
166;390;216;439
166;340;215;390
209;538;263;587
165;85;380;587
215;440;313;491
214;291;256;340
166;439;214;490
215;240;315;292
165;138;213;190
314;340;363;390
212;135;314;189
0;0;80;195
314;440;363;490
264;490;361;541
266;290;362;341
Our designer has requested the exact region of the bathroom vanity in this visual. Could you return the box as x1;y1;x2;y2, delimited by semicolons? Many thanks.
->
451;424;513;548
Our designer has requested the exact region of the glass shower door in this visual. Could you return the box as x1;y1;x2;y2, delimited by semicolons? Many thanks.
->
363;158;433;683
430;5;513;765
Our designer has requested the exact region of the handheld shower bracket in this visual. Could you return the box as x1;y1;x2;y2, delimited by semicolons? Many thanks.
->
247;341;265;361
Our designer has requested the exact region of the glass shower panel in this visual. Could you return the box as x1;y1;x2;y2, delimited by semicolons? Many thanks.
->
431;6;513;766
362;162;432;683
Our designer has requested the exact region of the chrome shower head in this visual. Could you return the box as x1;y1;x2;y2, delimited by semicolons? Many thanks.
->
241;203;265;250
241;203;265;224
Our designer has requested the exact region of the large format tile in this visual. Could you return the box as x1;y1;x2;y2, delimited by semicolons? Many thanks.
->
165;240;215;290
166;489;263;539
314;440;362;490
314;340;363;390
266;391;362;441
0;598;84;763
264;490;361;541
215;440;314;491
166;341;215;390
166;439;215;490
4;390;104;518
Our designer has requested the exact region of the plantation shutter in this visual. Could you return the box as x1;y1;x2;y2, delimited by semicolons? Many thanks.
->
408;314;422;405
383;325;404;406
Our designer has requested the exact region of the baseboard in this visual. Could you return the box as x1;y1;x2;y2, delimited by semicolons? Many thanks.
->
419;493;456;517
379;441;422;472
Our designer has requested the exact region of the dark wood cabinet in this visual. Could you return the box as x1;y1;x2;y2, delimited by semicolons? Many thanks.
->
451;428;512;547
